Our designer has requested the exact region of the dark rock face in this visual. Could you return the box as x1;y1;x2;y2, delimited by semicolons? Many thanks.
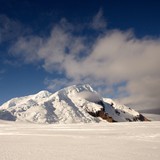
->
97;110;117;122
88;109;116;122
87;100;150;123
115;109;120;116
125;118;132;122
133;114;150;121
87;100;117;122
0;110;16;121
94;100;117;122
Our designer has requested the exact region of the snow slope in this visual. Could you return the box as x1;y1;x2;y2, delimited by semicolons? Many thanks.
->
0;121;160;160
0;84;149;123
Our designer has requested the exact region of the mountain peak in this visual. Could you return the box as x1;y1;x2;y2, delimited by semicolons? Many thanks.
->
0;84;149;123
55;84;94;95
35;90;52;99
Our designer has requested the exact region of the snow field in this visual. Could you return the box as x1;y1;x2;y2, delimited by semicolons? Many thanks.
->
0;121;160;160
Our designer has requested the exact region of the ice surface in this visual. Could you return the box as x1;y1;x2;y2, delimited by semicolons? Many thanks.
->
0;121;160;160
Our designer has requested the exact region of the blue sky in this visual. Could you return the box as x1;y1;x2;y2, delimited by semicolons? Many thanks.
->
0;0;160;113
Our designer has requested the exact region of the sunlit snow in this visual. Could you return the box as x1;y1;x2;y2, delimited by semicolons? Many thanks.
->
0;84;145;123
0;121;160;160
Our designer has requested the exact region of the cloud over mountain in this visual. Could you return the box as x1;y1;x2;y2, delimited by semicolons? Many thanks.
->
5;10;160;112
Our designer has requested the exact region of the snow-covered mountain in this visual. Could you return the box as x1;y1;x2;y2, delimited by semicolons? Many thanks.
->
0;84;149;123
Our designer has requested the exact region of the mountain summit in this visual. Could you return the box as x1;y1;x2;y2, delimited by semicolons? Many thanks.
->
0;84;149;123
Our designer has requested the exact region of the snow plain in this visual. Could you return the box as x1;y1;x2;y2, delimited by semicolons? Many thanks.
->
0;121;160;160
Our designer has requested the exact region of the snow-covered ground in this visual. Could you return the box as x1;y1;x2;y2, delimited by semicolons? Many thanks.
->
0;121;160;160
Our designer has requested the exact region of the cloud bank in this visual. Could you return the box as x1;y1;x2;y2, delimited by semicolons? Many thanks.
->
5;11;160;112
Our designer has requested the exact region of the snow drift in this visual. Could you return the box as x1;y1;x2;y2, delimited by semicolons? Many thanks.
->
0;84;149;123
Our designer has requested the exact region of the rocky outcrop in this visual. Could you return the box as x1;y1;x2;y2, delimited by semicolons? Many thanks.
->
97;110;117;122
87;100;149;123
133;114;150;121
87;109;116;122
0;110;16;121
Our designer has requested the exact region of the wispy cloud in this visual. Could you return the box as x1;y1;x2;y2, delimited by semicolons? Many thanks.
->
0;69;5;74
90;9;107;30
8;11;160;112
0;69;6;80
0;15;29;43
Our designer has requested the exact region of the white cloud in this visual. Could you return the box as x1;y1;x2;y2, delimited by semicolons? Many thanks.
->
63;30;160;111
10;36;43;63
44;78;71;91
9;14;160;112
121;77;160;110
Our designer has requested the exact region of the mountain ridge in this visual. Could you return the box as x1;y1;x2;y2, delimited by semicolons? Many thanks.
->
0;84;149;123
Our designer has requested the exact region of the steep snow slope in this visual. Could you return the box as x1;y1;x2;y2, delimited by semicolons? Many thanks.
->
0;84;149;123
103;98;141;122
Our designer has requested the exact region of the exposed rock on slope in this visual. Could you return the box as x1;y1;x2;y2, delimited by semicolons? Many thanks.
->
0;84;149;123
